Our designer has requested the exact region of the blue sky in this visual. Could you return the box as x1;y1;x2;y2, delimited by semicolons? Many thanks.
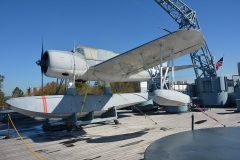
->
0;0;240;96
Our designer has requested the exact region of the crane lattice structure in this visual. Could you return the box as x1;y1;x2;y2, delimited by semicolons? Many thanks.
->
154;0;217;78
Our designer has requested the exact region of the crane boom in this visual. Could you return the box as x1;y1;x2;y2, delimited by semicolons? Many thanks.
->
155;0;217;77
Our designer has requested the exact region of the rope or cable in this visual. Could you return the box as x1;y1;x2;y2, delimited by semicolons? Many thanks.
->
80;83;89;113
107;80;158;125
7;114;44;160
193;105;226;127
132;105;158;125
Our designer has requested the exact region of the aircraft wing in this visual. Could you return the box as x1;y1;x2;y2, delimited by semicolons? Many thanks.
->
83;29;204;81
168;65;197;71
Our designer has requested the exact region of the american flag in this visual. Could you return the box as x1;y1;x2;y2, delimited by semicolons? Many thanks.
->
215;57;223;70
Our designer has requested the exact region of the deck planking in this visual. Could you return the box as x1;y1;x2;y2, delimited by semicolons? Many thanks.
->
0;108;240;160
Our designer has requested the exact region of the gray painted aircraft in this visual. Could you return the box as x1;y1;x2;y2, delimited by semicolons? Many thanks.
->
6;29;204;125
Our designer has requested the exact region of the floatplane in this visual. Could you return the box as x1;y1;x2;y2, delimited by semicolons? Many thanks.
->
6;29;204;127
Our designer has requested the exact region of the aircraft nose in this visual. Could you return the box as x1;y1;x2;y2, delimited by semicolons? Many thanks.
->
36;51;49;74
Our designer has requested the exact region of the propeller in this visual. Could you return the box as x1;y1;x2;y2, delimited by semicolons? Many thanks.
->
36;40;45;93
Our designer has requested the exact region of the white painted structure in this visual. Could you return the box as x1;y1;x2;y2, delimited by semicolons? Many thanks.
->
42;30;203;82
140;82;148;93
7;93;149;118
153;89;190;107
6;30;204;119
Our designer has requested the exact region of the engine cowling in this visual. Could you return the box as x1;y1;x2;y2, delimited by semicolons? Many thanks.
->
40;50;88;79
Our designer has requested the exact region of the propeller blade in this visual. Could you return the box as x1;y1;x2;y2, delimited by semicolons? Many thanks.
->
41;39;44;58
40;39;45;74
73;41;76;52
40;38;44;94
36;60;41;66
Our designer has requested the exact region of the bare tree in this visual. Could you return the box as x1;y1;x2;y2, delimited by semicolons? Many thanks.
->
12;87;24;97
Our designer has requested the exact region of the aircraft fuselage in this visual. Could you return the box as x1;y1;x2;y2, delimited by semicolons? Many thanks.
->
41;46;150;82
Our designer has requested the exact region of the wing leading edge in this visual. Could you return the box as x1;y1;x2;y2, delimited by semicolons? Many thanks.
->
83;29;204;82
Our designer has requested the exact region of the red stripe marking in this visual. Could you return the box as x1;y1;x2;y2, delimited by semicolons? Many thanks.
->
42;96;45;113
42;96;48;113
43;96;46;113
44;96;48;113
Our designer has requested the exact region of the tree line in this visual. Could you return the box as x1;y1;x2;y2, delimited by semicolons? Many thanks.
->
0;73;140;107
33;81;140;95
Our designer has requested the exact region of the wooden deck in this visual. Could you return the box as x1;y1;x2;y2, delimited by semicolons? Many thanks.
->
0;108;240;160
